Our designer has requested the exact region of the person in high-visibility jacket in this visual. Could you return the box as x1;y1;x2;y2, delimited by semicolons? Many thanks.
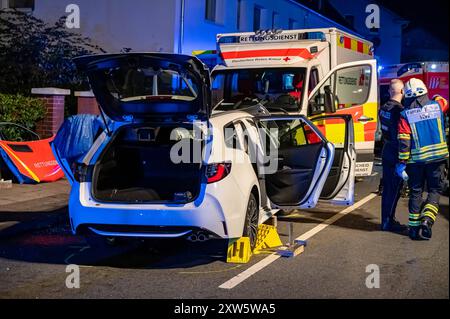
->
396;78;449;240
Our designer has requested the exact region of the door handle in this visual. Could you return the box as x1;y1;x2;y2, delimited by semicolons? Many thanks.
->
358;116;374;122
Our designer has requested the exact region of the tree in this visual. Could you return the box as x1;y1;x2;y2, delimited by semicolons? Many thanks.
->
0;9;105;95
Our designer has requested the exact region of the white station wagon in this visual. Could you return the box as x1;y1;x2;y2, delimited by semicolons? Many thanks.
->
53;53;356;249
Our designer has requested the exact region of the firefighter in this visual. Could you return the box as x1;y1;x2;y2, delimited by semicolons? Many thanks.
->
379;79;407;232
396;78;449;240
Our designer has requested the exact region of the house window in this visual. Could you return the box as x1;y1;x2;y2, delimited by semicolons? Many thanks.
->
253;6;262;31
8;0;34;10
205;0;217;22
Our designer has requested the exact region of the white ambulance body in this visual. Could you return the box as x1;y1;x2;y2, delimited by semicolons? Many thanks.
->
212;28;379;177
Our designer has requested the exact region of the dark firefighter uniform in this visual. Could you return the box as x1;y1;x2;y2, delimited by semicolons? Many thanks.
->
398;95;449;239
379;99;405;230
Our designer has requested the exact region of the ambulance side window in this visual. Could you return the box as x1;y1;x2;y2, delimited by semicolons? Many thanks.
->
334;65;371;109
308;65;372;115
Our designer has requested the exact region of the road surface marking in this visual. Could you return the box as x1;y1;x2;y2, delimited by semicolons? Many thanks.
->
64;245;90;264
218;193;378;290
179;264;243;275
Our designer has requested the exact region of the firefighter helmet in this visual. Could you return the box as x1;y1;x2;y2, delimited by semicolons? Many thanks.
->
404;78;428;98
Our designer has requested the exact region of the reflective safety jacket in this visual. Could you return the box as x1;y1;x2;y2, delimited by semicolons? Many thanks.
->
398;96;449;163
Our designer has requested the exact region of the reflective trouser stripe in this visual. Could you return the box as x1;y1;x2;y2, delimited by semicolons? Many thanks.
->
399;152;410;160
398;134;410;140
422;204;439;222
408;213;421;226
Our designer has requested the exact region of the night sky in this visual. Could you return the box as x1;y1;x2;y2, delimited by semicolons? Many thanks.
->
377;0;449;43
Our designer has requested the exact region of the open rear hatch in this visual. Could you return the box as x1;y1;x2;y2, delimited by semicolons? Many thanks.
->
73;53;212;122
73;53;212;203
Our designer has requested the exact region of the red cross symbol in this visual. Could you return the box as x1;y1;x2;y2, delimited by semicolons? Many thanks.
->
283;57;291;62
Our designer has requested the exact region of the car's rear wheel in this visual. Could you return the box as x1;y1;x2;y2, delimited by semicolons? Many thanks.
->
242;193;259;250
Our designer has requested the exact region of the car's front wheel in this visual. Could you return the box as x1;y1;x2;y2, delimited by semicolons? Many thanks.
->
242;193;259;250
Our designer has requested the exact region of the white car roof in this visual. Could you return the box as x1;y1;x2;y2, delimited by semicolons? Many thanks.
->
209;110;253;128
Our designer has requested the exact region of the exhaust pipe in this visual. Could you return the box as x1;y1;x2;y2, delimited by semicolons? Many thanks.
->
187;231;209;242
187;233;198;242
197;233;208;242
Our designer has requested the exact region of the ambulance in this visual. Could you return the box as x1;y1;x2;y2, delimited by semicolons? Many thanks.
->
209;28;378;177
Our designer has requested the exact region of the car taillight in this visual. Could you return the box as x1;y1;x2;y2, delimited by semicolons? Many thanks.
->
207;162;231;184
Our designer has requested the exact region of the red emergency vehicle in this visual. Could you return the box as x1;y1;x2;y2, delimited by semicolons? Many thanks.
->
379;62;449;105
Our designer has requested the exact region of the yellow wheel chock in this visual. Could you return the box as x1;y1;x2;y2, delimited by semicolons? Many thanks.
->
227;222;308;263
253;224;283;254
226;237;252;264
226;224;283;264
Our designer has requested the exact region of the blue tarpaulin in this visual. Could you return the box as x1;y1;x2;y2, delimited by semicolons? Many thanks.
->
53;114;106;165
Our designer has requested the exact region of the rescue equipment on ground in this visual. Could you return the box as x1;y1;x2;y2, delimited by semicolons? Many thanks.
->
0;124;64;184
226;220;307;263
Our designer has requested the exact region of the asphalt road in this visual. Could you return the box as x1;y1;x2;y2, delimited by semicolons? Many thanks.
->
0;166;448;299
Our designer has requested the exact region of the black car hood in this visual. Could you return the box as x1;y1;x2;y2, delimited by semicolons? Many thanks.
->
74;53;211;122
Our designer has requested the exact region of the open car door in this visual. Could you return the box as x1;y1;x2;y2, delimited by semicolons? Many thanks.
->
310;114;355;205
255;115;335;210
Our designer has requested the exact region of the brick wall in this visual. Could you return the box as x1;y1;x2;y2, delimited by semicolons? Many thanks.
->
31;88;70;139
75;91;100;115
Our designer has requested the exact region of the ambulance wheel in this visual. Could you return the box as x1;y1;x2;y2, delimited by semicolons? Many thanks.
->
242;193;259;250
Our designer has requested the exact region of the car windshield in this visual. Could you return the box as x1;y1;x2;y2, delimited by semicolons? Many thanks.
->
104;66;199;102
212;67;307;112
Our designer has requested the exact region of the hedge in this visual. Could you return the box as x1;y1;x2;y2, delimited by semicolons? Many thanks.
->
0;93;46;141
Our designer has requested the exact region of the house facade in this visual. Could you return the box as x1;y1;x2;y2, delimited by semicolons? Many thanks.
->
327;0;409;65
2;0;356;55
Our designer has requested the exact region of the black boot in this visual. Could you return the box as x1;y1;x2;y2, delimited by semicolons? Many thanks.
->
381;218;407;232
420;217;434;240
390;218;408;232
409;226;421;240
